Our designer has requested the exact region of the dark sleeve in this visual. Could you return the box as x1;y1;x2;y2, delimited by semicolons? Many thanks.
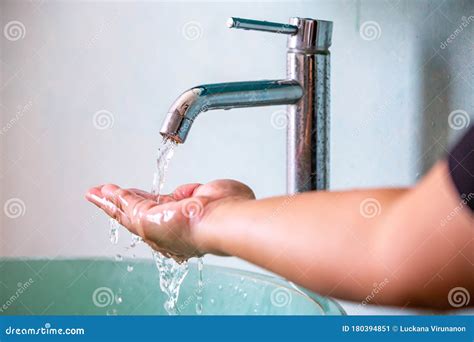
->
447;125;474;212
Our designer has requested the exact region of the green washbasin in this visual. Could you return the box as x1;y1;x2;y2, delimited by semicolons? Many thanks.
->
0;258;344;315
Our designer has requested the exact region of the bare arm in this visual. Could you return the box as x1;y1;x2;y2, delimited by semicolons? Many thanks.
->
198;161;473;309
86;160;473;309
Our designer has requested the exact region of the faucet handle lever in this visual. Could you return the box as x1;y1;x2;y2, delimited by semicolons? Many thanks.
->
226;17;298;35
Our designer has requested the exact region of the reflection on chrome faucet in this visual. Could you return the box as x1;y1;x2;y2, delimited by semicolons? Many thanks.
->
160;17;333;193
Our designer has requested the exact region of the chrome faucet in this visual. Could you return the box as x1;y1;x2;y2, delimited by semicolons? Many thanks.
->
160;17;333;194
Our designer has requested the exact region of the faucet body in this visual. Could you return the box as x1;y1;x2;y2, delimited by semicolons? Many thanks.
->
286;18;332;193
160;17;333;194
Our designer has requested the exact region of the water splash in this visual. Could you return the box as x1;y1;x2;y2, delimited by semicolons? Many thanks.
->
152;251;189;315
151;139;190;315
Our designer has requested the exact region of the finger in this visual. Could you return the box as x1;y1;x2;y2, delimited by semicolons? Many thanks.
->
101;184;160;237
85;186;103;203
172;183;202;200
101;184;157;218
85;185;133;229
86;185;115;211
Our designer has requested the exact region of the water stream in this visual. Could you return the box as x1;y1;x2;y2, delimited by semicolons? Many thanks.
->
150;139;190;315
108;138;203;315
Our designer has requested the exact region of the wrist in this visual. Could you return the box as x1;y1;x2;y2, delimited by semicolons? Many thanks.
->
191;196;251;256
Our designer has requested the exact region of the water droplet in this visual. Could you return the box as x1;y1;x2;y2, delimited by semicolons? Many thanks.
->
127;265;134;272
106;308;118;316
115;254;123;261
195;302;203;314
109;219;119;244
115;294;123;304
210;298;215;304
130;234;141;248
242;292;247;299
195;257;204;315
218;285;223;290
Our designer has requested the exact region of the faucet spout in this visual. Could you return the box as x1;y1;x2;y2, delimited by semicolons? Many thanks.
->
160;79;302;143
159;16;332;193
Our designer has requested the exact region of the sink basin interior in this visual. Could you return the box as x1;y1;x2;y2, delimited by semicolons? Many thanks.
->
0;258;344;315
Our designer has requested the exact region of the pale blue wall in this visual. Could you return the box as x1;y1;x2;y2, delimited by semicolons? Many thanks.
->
1;1;473;273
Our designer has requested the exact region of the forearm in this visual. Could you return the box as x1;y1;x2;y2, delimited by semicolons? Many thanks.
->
197;161;473;309
198;187;407;303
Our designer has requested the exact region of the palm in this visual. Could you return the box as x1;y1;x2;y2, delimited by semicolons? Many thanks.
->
86;179;254;259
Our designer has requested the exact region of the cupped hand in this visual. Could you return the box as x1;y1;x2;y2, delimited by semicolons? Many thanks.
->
85;180;255;260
